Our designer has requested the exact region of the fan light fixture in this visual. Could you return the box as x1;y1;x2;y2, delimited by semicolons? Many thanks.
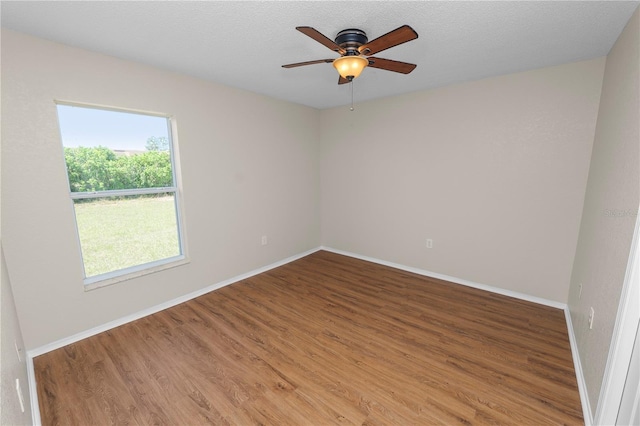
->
332;55;368;80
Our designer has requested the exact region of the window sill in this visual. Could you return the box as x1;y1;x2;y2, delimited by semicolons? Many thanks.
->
84;256;190;291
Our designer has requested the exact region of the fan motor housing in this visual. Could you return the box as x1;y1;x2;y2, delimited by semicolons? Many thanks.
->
335;29;368;54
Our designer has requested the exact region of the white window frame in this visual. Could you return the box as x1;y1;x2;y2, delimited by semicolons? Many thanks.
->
57;101;188;290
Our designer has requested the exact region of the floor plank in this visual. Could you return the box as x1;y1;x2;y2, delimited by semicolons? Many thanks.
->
34;250;583;425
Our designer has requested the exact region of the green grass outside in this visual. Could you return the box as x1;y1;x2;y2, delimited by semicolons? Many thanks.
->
74;196;181;277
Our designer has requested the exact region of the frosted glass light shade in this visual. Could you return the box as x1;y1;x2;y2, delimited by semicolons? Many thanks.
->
332;56;368;79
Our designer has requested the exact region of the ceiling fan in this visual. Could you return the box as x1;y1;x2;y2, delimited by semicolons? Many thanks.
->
282;25;419;84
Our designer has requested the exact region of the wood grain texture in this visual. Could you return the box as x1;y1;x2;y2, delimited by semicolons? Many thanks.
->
34;250;583;425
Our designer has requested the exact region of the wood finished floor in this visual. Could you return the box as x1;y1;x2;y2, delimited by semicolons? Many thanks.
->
35;250;583;425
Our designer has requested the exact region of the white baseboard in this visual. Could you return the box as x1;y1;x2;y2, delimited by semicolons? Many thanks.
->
320;246;567;309
27;246;321;359
564;307;593;425
26;355;41;426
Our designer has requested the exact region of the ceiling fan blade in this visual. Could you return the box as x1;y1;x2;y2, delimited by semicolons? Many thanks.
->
367;57;417;74
359;25;418;56
338;76;350;85
296;26;345;54
282;59;334;68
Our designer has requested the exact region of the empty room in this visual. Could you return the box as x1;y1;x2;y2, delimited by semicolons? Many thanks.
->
1;1;639;425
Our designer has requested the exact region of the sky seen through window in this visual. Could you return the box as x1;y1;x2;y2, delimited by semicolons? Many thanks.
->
56;104;169;151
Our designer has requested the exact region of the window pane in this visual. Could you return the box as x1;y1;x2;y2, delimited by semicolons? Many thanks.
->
57;103;185;283
57;104;174;191
74;194;181;278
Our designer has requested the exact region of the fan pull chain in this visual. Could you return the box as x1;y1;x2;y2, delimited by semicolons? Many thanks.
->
350;80;355;111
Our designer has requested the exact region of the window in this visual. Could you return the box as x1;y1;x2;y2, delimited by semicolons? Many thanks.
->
56;103;186;287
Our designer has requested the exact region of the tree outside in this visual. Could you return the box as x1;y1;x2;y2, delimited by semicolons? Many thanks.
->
64;137;173;192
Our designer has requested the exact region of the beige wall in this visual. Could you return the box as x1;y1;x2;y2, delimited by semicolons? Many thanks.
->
1;246;32;424
568;7;640;416
320;58;605;303
1;29;321;350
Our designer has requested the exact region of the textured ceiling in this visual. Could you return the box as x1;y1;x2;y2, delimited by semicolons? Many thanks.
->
2;1;639;109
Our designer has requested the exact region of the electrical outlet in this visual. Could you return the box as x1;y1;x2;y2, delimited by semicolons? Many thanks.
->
16;379;25;413
578;283;583;299
588;307;595;330
426;238;433;249
261;235;268;246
